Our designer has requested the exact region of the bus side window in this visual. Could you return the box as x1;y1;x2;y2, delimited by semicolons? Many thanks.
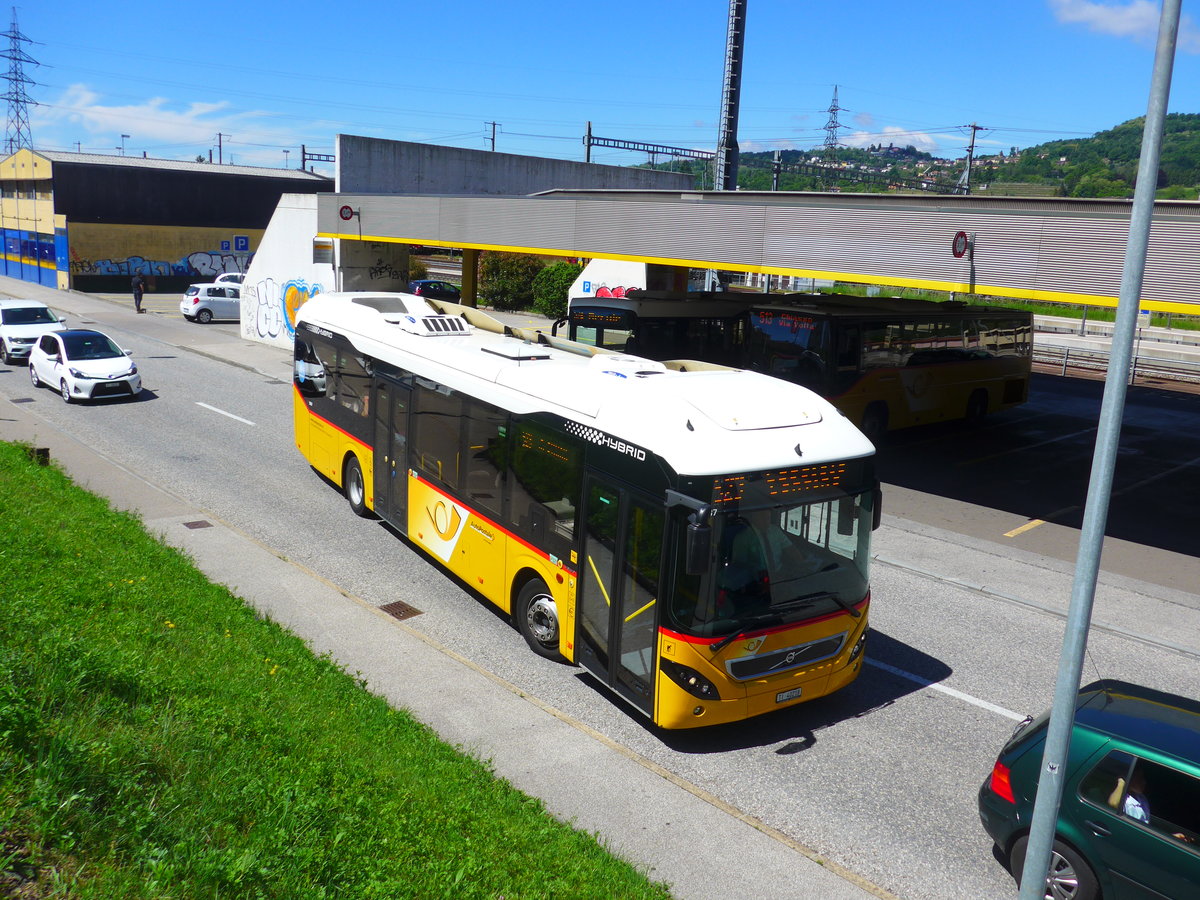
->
508;422;582;549
464;399;506;518
294;335;332;400
411;378;463;491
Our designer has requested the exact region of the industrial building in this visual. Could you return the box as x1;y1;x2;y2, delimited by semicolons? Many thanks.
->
0;148;332;292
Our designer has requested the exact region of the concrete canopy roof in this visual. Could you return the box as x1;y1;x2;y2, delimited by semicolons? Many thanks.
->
317;189;1200;314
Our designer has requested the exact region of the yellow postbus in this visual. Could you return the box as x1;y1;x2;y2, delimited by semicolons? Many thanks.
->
566;293;1033;441
294;292;880;729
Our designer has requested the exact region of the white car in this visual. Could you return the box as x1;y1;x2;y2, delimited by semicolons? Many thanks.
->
29;329;141;403
0;298;66;365
181;283;241;323
214;272;245;285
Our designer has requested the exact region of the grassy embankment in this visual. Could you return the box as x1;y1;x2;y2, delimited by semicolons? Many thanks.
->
0;441;671;899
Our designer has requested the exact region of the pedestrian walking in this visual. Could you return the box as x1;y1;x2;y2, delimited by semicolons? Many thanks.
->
131;273;146;313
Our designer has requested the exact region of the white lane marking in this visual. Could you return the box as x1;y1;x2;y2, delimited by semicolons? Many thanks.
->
865;658;1025;721
195;402;255;426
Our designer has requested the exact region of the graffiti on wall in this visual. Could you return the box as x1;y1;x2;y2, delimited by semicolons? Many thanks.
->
68;248;251;278
244;276;323;345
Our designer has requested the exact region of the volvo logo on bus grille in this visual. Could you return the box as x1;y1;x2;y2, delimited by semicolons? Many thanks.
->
726;633;846;681
562;421;647;461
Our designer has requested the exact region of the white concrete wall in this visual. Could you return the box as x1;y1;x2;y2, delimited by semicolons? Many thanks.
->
241;194;334;349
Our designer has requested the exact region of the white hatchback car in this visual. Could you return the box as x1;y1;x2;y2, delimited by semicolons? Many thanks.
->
181;283;241;323
0;298;66;365
29;329;141;403
214;272;245;285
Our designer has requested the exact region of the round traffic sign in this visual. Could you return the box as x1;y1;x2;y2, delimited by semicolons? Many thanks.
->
952;231;970;258
339;205;355;221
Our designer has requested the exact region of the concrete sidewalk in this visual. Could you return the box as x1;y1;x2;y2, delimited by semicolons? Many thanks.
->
1;278;893;899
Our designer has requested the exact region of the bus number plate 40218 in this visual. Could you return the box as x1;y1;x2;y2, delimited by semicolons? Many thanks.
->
776;687;803;704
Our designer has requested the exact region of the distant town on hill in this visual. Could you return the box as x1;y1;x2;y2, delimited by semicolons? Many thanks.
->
652;113;1200;199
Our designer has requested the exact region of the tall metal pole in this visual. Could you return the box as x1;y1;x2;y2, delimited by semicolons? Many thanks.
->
713;0;746;191
1017;3;1181;898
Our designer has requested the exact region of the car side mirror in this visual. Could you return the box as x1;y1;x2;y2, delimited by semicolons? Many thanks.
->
124;349;133;357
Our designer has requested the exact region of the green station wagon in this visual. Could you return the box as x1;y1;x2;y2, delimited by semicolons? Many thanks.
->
978;679;1200;899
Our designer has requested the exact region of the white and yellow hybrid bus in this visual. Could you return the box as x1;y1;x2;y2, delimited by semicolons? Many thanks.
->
293;292;880;729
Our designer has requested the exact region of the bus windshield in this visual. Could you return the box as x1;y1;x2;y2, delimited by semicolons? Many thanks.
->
669;491;873;640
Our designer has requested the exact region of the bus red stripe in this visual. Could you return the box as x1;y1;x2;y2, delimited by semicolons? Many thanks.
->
660;594;870;645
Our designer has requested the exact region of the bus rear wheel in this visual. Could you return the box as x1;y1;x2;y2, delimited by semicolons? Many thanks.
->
343;455;372;518
516;578;563;661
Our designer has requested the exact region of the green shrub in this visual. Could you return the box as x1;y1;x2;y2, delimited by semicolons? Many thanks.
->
480;253;545;311
407;251;428;282
531;262;583;320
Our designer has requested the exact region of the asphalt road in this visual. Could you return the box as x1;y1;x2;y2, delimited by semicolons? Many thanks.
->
3;293;1199;899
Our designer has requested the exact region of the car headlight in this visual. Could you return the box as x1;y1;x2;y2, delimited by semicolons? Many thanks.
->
68;367;89;379
128;365;138;376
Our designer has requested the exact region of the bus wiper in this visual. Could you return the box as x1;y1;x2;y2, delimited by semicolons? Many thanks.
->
710;613;783;653
709;592;861;654
796;590;863;619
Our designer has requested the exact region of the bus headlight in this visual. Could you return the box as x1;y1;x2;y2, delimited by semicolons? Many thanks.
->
849;632;866;662
660;659;720;701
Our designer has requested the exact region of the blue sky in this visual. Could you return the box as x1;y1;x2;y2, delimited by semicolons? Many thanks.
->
15;1;1200;176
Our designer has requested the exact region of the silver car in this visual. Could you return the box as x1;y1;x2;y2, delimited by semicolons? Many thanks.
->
181;283;241;323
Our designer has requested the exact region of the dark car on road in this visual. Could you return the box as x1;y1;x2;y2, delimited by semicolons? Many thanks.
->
978;679;1200;900
407;280;461;302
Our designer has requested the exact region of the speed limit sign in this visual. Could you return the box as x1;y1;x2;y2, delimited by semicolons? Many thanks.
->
339;205;355;221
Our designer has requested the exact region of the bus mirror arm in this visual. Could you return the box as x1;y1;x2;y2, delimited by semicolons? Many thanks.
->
872;484;883;532
551;317;566;337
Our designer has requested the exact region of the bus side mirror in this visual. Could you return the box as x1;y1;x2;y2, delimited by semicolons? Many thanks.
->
872;486;883;531
685;512;712;575
837;497;855;536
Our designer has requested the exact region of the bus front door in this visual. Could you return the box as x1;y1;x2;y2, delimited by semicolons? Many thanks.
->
577;477;664;718
372;376;410;531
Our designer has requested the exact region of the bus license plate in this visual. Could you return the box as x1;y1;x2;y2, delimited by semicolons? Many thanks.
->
776;687;803;704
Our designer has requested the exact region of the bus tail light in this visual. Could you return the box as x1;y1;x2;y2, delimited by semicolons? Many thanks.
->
989;761;1016;804
660;659;720;701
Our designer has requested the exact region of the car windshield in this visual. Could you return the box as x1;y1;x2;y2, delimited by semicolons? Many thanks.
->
668;492;874;638
2;306;56;325
61;333;123;361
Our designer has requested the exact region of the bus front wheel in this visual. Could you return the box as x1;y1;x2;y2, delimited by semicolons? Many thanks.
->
516;579;563;661
965;389;989;423
343;455;372;518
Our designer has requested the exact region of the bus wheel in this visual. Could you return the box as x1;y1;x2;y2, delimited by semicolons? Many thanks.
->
859;403;888;444
343;455;372;518
966;389;989;423
516;579;562;660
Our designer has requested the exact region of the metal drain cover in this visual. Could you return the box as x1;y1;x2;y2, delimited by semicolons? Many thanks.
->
379;600;422;621
182;520;213;529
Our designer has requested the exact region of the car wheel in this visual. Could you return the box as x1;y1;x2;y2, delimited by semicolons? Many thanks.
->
29;363;40;388
1011;836;1099;900
0;340;10;365
343;455;372;518
515;578;563;660
60;379;74;404
197;309;213;324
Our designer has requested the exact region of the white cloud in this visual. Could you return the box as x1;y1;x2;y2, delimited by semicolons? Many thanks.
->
32;83;305;167
1049;1;1200;52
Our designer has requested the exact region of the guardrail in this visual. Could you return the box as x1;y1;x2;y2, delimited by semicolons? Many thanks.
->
1033;344;1200;385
